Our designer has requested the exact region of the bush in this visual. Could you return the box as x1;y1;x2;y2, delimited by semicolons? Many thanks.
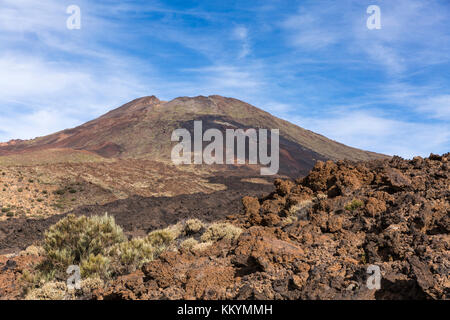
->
147;224;181;247
25;281;68;300
29;217;247;297
80;254;111;279
192;241;213;251
345;199;364;212
107;238;156;275
200;223;242;242
180;238;198;251
24;278;104;300
79;277;104;297
21;245;45;257
184;218;204;235
42;214;126;279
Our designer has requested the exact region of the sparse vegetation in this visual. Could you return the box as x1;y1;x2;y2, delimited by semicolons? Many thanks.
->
180;237;199;250
146;224;181;253
25;281;67;300
344;199;364;212
106;238;157;274
200;222;242;242
184;218;204;235
19;213;248;299
40;214;126;280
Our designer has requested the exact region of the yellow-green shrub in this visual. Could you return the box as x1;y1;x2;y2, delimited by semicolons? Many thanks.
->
25;281;68;300
41;214;125;279
344;199;364;212
200;223;242;242
184;219;204;235
180;237;199;251
80;254;111;279
107;238;156;274
146;224;181;252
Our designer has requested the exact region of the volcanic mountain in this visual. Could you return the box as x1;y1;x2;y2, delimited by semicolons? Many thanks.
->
0;95;386;177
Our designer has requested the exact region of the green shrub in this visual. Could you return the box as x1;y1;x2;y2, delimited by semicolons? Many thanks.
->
1;207;10;212
80;254;111;279
6;211;14;217
42;214;126;279
107;238;156;274
200;223;242;242
344;199;364;212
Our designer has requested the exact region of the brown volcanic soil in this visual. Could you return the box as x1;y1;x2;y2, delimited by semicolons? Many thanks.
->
1;154;447;300
92;153;449;300
0;175;274;255
0;157;267;222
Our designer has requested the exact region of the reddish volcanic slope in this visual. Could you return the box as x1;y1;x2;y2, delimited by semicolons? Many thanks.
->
0;95;387;177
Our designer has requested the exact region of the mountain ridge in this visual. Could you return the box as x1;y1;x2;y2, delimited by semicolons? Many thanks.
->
0;95;388;176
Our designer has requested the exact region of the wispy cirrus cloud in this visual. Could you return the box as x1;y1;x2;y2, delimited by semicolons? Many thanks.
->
293;110;450;158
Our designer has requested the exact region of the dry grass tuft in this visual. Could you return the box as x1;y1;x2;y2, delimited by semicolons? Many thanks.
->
200;223;242;242
184;218;204;235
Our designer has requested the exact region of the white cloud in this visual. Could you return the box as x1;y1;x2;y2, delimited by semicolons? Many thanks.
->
293;111;449;159
0;0;447;160
233;26;250;58
281;12;339;50
0;109;78;141
416;95;450;121
182;65;264;91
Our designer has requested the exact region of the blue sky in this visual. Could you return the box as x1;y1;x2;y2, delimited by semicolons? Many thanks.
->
0;0;449;158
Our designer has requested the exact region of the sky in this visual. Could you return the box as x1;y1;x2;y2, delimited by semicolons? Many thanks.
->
0;0;449;158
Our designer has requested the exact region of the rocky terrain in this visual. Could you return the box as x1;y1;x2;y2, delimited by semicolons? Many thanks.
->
0;96;445;300
0;95;386;226
0;153;448;300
